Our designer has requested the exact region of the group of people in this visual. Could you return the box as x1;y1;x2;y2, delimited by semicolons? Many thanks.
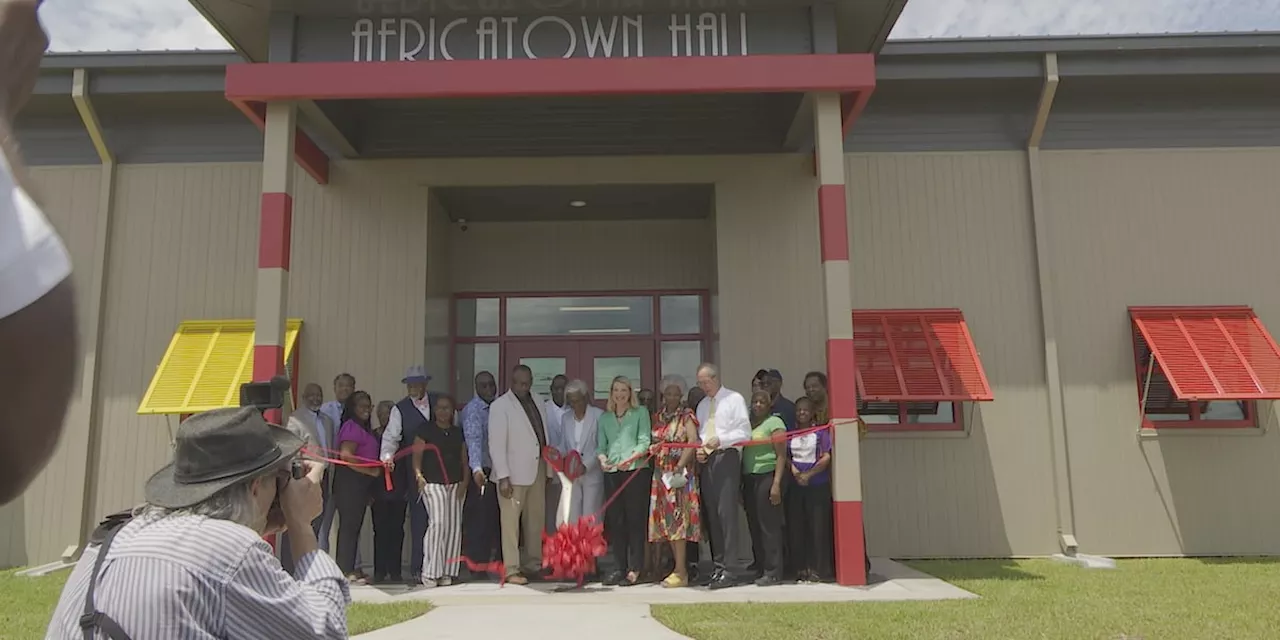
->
291;360;847;590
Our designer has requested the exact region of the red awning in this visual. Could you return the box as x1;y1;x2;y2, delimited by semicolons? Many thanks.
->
851;309;994;402
1129;306;1280;400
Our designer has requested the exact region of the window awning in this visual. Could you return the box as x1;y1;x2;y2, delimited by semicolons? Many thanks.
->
138;319;303;415
851;309;994;402
1129;306;1280;400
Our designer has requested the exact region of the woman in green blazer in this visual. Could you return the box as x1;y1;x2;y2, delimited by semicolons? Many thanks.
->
597;375;652;587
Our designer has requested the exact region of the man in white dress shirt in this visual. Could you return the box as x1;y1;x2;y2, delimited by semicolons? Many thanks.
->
694;363;751;589
281;383;336;573
0;0;79;505
379;364;437;583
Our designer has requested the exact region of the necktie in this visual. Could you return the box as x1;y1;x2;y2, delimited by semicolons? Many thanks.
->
314;410;327;449
706;396;717;441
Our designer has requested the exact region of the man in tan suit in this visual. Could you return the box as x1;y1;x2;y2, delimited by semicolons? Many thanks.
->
488;364;550;584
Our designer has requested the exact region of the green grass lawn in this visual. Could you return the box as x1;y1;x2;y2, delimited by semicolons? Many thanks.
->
0;568;431;639
653;558;1280;640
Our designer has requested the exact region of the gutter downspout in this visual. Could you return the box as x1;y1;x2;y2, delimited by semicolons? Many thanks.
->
1026;54;1079;557
72;67;116;560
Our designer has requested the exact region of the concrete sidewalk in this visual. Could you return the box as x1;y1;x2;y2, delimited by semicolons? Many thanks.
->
352;559;976;638
355;603;688;640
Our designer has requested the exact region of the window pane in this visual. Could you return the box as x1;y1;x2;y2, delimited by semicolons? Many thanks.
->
906;402;954;424
456;298;499;337
594;357;642;401
519;357;568;399
507;296;652;336
661;341;702;389
660;295;702;334
455;343;499;403
1201;401;1246;421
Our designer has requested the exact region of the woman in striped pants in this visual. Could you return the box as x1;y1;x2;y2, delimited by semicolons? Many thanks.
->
413;394;468;588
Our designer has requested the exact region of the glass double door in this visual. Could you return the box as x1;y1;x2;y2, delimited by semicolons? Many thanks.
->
506;340;656;408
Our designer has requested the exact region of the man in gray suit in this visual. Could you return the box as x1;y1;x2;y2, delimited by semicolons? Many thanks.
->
282;382;337;569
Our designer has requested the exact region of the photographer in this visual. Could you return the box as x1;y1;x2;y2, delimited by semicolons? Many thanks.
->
44;407;350;639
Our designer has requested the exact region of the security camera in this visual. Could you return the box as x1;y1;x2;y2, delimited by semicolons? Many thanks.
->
458;217;469;232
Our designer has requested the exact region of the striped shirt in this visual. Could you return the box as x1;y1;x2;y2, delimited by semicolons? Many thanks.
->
45;512;350;639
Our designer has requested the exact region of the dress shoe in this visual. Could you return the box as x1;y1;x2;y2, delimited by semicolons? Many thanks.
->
602;572;622;586
506;574;530;585
694;568;721;587
754;575;781;587
707;574;740;590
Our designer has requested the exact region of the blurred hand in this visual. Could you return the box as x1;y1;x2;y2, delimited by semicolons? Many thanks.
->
472;469;487;488
279;460;323;528
695;448;708;464
769;483;782;506
415;473;427;492
0;0;48;121
498;478;513;499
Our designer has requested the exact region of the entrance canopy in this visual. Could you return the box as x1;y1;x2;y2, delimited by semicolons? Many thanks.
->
209;0;882;182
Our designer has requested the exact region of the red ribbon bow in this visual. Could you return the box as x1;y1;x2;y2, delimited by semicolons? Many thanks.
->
541;517;607;586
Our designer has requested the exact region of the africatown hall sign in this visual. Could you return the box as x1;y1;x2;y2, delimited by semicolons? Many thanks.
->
294;10;813;62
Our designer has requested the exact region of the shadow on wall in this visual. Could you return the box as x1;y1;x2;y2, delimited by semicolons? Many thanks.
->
0;494;30;568
861;402;1017;559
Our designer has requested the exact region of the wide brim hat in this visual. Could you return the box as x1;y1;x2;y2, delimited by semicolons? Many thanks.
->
144;407;304;509
402;364;432;384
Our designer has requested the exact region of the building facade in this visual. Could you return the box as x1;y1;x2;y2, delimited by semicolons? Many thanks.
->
4;0;1280;585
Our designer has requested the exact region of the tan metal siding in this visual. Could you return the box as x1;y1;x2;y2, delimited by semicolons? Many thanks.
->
845;151;1058;557
0;167;103;567
1042;148;1280;556
288;161;428;404
424;195;452;392
449;219;712;293
90;164;261;522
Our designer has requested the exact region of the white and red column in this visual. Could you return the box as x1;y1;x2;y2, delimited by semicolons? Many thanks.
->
254;101;296;426
814;92;866;586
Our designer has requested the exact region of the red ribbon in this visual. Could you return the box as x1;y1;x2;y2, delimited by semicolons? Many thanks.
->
313;423;836;587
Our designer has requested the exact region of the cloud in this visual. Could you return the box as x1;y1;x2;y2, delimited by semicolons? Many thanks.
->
890;0;1280;39
37;0;1280;52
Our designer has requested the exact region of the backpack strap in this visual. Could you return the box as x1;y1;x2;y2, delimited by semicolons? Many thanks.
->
79;511;136;640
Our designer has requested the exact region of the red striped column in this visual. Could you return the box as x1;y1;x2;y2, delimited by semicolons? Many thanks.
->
814;92;866;586
254;101;297;427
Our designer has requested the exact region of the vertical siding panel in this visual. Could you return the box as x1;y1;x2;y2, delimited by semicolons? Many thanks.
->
90;164;260;523
847;151;1057;558
1044;148;1280;556
0;168;102;567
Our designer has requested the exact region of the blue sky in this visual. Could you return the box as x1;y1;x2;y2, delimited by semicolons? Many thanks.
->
41;0;1280;52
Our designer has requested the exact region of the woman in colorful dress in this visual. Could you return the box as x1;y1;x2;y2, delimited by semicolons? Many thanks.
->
647;374;702;588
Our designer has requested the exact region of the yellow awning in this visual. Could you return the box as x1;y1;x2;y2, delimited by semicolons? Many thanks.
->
137;319;303;415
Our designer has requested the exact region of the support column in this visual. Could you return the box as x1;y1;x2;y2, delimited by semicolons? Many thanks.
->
255;101;296;426
813;92;865;586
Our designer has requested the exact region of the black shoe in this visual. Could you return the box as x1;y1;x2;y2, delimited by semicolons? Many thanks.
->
694;568;721;587
602;572;622;586
405;573;420;586
708;574;740;590
755;575;781;587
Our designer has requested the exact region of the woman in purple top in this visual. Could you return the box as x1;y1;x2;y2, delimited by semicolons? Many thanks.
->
334;390;380;583
786;397;834;582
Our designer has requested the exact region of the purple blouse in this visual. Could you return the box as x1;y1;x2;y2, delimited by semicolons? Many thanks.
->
337;419;379;462
788;428;832;486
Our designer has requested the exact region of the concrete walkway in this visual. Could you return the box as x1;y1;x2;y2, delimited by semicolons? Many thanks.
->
353;559;976;638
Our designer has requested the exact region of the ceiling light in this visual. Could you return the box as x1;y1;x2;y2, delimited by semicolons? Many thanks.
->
559;306;631;312
569;200;587;208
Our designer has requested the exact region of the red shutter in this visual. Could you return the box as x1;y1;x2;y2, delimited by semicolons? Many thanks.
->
1129;306;1280;400
851;309;994;402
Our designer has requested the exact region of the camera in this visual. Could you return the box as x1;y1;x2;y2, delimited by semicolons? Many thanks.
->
458;217;469;232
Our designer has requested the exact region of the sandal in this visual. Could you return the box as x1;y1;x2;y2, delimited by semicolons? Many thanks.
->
661;573;687;588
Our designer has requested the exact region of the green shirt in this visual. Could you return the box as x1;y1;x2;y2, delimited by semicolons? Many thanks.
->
598;406;651;471
742;416;786;475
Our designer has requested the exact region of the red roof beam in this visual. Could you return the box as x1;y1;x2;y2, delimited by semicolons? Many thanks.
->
230;99;331;186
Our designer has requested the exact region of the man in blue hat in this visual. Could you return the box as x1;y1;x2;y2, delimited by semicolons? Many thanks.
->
379;364;439;584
